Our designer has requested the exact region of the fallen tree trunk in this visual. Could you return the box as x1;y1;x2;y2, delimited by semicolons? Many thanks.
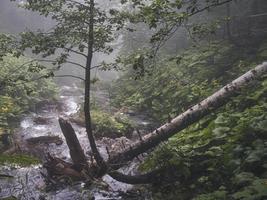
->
107;62;267;170
55;62;267;184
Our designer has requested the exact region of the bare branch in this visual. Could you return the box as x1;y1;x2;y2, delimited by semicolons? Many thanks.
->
65;60;86;69
30;58;86;70
188;0;234;17
90;64;101;70
54;75;85;81
63;47;88;58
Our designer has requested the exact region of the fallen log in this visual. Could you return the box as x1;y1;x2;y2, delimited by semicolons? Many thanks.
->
107;62;267;170
26;135;63;145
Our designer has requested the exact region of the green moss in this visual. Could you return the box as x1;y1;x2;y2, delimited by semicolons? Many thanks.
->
0;154;40;167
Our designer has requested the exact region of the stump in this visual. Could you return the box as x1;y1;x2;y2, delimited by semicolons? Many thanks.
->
58;118;87;170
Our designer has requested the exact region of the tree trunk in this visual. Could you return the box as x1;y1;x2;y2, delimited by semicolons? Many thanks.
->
59;118;87;169
107;62;267;170
84;0;106;173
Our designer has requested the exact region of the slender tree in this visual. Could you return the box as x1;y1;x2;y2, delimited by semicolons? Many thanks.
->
11;0;127;171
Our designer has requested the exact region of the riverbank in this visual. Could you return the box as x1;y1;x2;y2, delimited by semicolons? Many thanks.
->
0;84;154;200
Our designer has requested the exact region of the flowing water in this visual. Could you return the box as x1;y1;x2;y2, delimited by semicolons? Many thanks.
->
0;84;154;200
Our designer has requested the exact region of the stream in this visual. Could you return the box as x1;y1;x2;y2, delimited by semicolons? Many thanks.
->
0;84;154;200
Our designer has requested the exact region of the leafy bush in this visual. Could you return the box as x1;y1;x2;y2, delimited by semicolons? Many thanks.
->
0;54;58;140
91;110;134;138
139;74;267;199
70;109;134;138
112;38;267;199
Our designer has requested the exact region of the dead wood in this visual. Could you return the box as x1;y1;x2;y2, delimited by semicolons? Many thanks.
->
58;118;87;170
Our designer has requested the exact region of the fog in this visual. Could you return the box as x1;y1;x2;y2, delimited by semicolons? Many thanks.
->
0;0;120;86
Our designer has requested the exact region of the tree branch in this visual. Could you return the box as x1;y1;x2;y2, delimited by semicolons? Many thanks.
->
36;59;86;70
54;75;85;81
63;47;88;58
151;0;235;55
188;0;234;17
65;60;86;69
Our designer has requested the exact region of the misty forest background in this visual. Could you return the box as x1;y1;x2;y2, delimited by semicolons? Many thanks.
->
0;0;267;200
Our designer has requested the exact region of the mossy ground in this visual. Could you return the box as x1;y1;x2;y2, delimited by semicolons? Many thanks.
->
0;154;40;167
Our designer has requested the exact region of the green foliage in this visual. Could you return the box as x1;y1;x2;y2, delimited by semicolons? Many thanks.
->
0;154;40;167
0;33;20;59
71;109;134;138
193;189;228;200
112;32;267;198
112;41;259;122
0;54;58;134
139;73;267;199
232;179;267;200
121;0;232;41
12;0;128;71
91;109;134;138
115;0;237;69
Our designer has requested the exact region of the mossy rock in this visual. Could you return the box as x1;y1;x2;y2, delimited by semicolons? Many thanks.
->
0;154;40;166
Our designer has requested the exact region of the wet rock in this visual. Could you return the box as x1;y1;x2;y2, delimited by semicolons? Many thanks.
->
0;196;17;200
39;195;46;200
69;115;84;127
26;136;63;146
33;116;52;125
34;100;59;112
0;173;14;178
